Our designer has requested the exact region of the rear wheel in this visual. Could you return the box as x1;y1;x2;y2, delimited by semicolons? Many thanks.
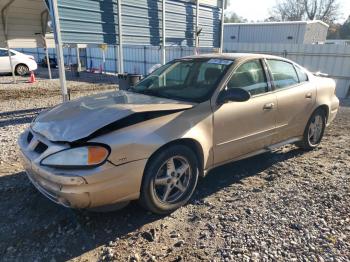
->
298;109;326;150
15;64;29;76
139;145;199;214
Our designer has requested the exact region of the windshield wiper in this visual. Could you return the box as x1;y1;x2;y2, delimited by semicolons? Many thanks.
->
136;89;171;99
134;88;191;102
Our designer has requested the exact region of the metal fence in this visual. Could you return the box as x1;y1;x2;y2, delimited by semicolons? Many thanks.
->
224;42;350;98
17;43;350;98
18;45;216;76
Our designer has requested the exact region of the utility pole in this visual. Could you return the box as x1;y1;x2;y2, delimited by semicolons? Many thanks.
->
48;0;68;102
161;0;166;65
1;0;16;83
220;0;226;53
117;0;124;73
195;0;200;55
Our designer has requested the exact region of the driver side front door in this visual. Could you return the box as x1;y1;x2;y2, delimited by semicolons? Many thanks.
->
0;49;11;73
213;59;277;166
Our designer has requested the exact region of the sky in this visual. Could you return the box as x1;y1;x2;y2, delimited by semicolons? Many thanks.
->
225;0;350;23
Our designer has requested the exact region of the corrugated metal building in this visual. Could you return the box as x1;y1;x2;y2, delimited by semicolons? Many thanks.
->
0;0;51;48
1;0;222;48
224;21;329;45
52;0;222;47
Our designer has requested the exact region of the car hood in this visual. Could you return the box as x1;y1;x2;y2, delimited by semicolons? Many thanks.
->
31;90;195;142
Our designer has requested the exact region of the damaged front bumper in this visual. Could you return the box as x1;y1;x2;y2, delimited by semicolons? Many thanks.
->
18;129;147;209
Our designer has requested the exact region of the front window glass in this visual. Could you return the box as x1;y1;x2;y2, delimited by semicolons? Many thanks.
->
0;50;8;57
266;59;299;89
133;59;232;102
0;50;15;56
227;60;268;96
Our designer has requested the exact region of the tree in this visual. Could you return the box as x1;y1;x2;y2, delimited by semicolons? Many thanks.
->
269;0;305;21
327;16;350;39
224;12;247;23
269;0;341;23
327;23;341;39
304;0;340;23
339;16;350;39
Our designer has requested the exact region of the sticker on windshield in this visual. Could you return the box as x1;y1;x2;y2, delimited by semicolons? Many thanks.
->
207;59;233;65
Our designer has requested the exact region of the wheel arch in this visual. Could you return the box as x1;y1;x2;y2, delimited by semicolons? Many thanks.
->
144;138;205;178
314;104;329;123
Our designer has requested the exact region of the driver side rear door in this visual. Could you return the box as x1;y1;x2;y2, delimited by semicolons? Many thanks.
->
212;59;277;166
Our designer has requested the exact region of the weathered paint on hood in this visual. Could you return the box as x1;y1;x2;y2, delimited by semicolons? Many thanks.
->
31;90;195;142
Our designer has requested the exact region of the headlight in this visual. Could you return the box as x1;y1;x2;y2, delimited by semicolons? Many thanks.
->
41;145;110;168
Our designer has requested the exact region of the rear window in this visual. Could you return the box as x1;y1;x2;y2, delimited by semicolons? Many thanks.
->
295;65;309;82
266;59;299;89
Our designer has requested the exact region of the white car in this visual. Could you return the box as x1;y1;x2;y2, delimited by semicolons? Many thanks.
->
0;48;38;76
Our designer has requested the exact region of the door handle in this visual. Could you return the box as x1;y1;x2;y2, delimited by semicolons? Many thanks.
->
263;103;275;110
305;92;312;99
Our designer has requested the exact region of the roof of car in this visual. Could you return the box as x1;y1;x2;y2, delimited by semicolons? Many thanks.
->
183;53;286;61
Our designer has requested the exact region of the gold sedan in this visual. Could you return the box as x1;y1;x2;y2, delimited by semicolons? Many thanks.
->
18;54;339;214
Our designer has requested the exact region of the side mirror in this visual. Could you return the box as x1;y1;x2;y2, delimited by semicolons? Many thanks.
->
217;88;251;105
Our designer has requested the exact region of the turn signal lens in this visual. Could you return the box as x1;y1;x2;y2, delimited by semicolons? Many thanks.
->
88;146;109;165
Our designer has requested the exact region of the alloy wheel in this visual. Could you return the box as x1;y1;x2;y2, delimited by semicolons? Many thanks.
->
17;65;29;76
308;114;324;146
153;156;192;204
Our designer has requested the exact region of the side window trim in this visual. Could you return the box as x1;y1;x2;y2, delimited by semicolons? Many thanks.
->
294;64;309;83
261;58;274;92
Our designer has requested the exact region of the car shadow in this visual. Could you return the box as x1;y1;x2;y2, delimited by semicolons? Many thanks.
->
0;147;304;261
0;108;46;128
340;98;350;108
0;68;119;85
193;148;303;201
35;67;119;85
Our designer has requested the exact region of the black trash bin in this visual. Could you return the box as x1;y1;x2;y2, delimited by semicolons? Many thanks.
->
128;74;143;87
117;73;142;90
71;64;80;77
117;73;129;90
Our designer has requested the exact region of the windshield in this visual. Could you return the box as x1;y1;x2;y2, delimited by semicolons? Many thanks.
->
132;58;233;103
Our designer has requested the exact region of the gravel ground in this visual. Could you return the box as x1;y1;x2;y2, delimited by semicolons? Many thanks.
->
0;73;349;261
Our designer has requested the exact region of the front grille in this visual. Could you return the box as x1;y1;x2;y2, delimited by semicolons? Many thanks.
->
27;132;33;144
34;141;48;154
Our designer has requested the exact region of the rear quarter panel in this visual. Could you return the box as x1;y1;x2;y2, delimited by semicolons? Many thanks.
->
313;75;339;124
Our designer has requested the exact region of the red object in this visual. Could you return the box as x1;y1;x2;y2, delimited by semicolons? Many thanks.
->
28;71;36;83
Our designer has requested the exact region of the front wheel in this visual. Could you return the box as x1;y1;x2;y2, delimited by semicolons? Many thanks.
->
15;64;29;76
139;145;199;214
298;109;326;150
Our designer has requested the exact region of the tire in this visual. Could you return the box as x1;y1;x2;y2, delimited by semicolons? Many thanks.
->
298;108;326;150
15;64;29;76
139;145;199;215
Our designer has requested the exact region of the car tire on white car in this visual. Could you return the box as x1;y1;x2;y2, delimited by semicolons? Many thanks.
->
139;145;199;214
15;64;29;76
299;108;326;150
